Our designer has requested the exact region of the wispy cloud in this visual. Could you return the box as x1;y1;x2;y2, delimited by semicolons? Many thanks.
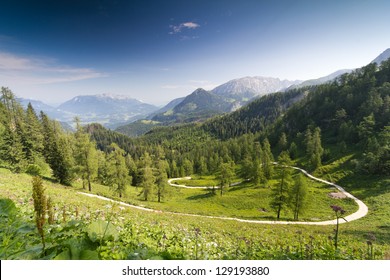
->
169;21;200;34
0;51;106;85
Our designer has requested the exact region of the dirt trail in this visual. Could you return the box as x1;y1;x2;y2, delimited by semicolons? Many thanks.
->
79;165;368;226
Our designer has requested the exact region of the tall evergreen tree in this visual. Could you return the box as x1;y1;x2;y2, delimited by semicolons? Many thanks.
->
310;127;324;170
289;173;308;220
24;103;44;162
252;142;265;186
107;143;129;198
155;159;169;202
0;87;27;172
73;118;99;192
40;112;73;185
217;161;235;196
270;151;293;220
262;138;274;181
278;132;288;152
139;152;155;201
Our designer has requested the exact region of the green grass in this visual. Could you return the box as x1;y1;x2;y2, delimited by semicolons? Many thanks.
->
1;158;389;260
77;168;358;222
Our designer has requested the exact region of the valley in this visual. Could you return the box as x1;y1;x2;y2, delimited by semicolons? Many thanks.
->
1;50;390;260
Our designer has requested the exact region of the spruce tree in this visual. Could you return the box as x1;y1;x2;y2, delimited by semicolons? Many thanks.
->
73;118;98;191
107;143;129;198
289;173;308;220
270;151;293;220
0;87;28;172
139;152;155;201
155;159;169;202
310;127;324;170
218;161;235;196
24;103;44;162
40;112;73;185
262;138;274;181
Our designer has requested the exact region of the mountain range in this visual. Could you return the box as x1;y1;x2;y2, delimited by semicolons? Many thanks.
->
19;48;390;131
211;76;301;100
18;94;158;128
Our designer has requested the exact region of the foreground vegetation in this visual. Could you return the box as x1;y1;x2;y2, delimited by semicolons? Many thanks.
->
1;165;389;260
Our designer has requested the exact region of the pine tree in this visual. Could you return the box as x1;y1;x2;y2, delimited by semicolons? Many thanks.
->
125;154;138;186
0;87;28;172
240;155;253;180
40;113;74;185
107;143;129;198
289;173;308;220
183;158;194;176
170;160;179;178
218;161;235;196
73;118;98;191
262;138;274;181
250;159;260;186
310;127;324;170
270;151;293;220
24;103;44;162
304;126;324;170
140;166;155;201
304;127;313;155
197;156;208;176
155;160;169;202
278;132;288;152
139;152;155;201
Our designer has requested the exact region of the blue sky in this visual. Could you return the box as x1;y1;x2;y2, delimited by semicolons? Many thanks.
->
1;0;390;106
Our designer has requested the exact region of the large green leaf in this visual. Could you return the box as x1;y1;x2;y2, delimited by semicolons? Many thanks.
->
0;198;17;217
54;238;100;260
87;220;119;242
79;249;99;260
54;249;71;260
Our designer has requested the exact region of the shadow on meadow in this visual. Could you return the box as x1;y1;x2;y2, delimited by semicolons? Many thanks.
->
186;190;216;200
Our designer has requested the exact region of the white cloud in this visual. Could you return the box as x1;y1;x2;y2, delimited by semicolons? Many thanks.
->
169;21;200;34
182;22;200;29
0;51;106;85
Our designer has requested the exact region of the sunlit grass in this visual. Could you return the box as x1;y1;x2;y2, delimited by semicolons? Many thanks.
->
1;166;389;260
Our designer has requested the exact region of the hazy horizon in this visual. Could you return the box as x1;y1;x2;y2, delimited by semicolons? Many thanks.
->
1;0;390;106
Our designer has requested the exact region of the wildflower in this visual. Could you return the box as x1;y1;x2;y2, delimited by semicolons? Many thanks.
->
330;205;346;215
330;205;347;251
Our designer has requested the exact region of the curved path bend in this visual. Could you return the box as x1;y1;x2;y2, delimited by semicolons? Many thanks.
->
79;165;368;226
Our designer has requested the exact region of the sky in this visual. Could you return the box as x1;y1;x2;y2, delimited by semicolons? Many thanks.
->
1;0;390;106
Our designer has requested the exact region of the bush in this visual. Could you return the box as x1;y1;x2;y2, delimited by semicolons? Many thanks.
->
26;164;41;176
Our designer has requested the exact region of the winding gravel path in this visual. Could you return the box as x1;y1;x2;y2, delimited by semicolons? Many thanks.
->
79;165;368;226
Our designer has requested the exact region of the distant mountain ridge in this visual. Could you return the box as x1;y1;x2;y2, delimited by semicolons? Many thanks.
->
151;88;234;123
147;97;185;119
58;94;156;116
212;76;301;100
371;48;390;65
287;69;353;90
150;77;300;123
18;94;158;128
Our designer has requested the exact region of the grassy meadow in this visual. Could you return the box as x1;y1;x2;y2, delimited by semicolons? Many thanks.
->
1;156;389;260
